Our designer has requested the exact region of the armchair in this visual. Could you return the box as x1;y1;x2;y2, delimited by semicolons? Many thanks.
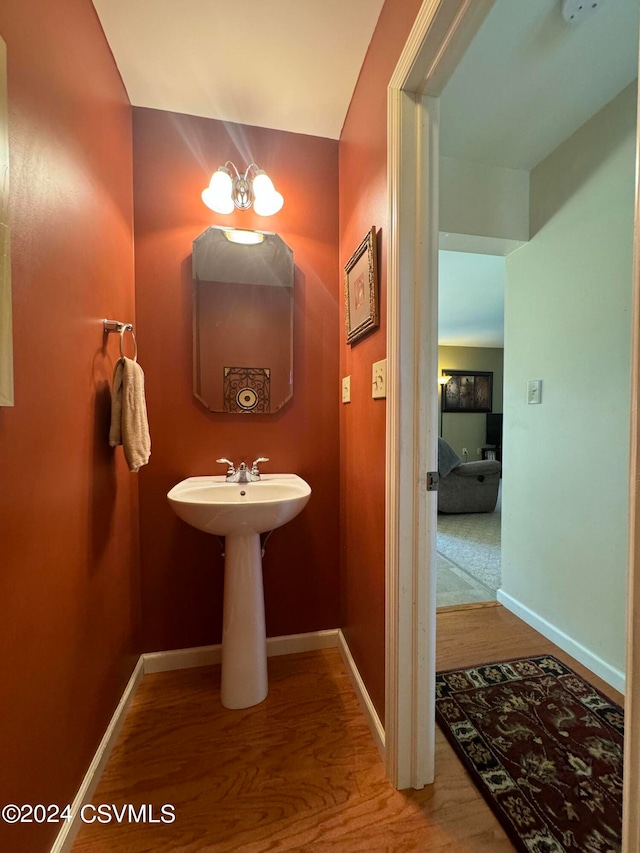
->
437;437;501;514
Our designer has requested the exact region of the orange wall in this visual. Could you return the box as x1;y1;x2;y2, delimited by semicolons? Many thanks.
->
0;2;138;851
339;0;423;720
132;109;340;651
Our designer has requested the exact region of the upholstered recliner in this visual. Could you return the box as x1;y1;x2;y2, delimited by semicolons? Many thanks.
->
437;437;501;514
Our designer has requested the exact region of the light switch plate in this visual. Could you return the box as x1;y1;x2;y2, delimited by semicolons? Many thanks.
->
372;359;386;399
527;379;542;405
342;375;351;403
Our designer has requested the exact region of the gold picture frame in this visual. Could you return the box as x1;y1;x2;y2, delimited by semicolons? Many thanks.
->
344;226;379;345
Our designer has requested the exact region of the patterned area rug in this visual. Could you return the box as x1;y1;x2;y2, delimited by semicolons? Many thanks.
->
436;656;623;852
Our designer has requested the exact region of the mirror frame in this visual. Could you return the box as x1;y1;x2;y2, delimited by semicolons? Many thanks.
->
192;226;294;414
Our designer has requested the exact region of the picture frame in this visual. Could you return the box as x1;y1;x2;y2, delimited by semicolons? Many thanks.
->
442;370;493;413
344;226;379;345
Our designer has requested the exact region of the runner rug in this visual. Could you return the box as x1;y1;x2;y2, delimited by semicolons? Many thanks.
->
435;656;623;852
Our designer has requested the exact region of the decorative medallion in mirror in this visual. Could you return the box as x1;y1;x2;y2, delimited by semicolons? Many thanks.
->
192;226;294;413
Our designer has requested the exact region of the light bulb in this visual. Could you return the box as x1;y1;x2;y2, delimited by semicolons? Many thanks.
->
202;167;234;214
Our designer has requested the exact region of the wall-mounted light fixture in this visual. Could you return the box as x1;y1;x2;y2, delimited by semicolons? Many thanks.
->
222;228;265;246
202;161;284;217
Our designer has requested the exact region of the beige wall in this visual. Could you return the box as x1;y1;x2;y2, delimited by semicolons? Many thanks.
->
438;345;504;460
440;155;529;247
502;83;636;684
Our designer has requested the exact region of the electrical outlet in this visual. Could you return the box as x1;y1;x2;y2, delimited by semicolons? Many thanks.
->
462;447;469;459
342;375;351;403
372;359;386;399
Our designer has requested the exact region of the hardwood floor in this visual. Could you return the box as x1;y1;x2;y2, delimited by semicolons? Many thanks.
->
71;606;623;852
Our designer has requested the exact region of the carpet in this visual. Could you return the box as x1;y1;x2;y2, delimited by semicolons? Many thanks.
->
435;656;623;852
437;495;501;592
436;553;495;607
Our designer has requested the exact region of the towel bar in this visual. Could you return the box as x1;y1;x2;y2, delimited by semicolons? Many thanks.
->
103;318;138;362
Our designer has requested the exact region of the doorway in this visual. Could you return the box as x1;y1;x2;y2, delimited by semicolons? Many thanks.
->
436;250;505;608
385;1;640;845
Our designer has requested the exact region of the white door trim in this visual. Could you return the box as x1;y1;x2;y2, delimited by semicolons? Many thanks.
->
385;0;495;791
622;65;640;853
385;84;437;789
385;2;640;847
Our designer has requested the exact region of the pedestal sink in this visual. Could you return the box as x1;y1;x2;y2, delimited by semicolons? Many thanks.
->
167;474;311;709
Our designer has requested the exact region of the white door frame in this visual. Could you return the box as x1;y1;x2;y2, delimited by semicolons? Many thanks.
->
385;4;640;845
385;0;495;790
622;77;640;853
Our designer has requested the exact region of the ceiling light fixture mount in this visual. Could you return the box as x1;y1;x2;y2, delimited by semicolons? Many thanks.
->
561;0;607;24
201;161;284;217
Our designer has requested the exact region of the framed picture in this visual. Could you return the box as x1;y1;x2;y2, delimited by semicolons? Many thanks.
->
344;226;379;345
442;370;493;413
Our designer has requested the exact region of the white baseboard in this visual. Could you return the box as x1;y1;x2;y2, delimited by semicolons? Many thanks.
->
50;657;144;853
50;627;383;853
142;629;340;674
338;629;385;759
497;589;626;694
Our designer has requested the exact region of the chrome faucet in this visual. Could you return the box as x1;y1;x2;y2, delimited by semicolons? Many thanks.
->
235;462;250;483
216;458;236;480
216;457;269;483
250;457;269;481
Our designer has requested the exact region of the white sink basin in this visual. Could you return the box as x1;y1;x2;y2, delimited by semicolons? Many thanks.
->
167;472;311;710
167;474;311;535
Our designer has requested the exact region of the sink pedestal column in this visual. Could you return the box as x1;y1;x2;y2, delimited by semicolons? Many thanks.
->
220;532;268;709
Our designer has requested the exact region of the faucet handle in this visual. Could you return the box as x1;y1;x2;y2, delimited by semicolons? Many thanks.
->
216;458;235;476
250;457;269;479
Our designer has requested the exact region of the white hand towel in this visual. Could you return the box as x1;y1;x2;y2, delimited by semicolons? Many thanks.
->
109;356;151;473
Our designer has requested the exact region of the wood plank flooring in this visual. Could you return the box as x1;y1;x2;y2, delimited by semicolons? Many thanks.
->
71;606;623;852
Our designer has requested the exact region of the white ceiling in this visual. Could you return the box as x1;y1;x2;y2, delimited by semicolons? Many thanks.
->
91;0;638;351
438;251;505;348
440;0;639;170
91;0;385;139
438;0;638;349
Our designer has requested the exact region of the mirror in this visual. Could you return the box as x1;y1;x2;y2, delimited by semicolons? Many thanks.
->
0;35;13;407
192;226;294;413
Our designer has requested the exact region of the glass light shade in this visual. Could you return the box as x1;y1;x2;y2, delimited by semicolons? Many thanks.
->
252;171;275;197
202;168;234;214
223;228;264;245
253;189;284;217
202;187;234;214
252;170;284;216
